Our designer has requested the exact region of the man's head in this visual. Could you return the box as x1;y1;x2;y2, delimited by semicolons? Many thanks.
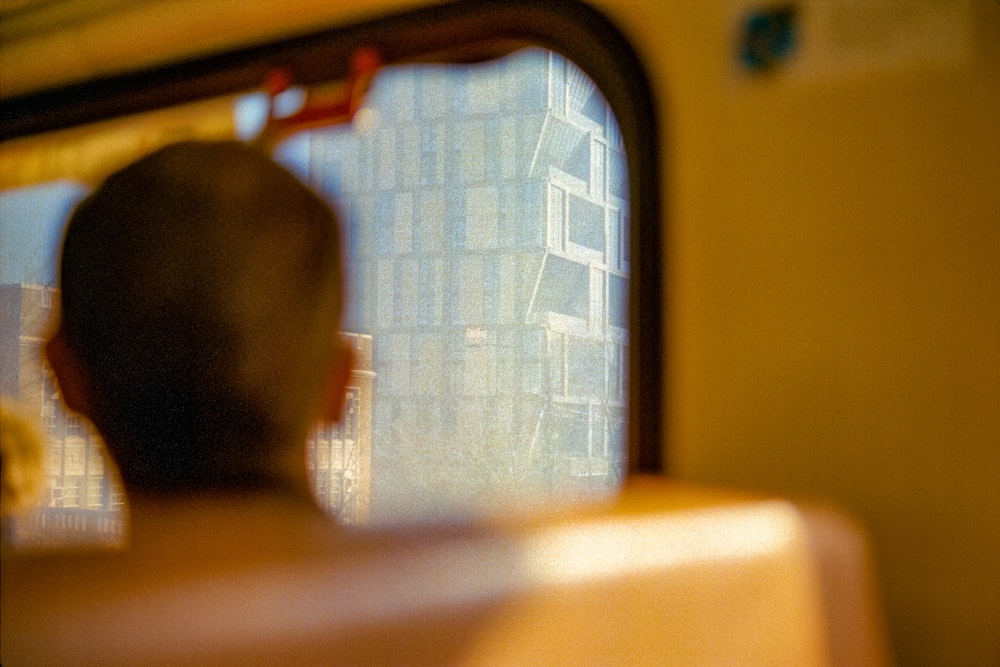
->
48;141;350;494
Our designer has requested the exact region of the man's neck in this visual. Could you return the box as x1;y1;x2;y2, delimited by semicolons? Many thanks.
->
123;484;338;562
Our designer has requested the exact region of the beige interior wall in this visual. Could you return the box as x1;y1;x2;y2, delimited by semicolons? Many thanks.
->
595;1;999;664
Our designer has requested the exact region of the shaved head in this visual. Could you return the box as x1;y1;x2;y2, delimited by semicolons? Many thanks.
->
58;141;343;493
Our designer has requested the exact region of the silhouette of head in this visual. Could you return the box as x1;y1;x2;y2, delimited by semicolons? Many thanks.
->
56;141;344;493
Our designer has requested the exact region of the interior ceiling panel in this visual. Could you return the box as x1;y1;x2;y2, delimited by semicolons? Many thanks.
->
0;0;440;100
0;0;139;40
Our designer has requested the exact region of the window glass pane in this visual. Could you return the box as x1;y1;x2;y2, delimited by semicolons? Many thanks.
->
0;47;630;540
1;183;125;546
278;49;630;523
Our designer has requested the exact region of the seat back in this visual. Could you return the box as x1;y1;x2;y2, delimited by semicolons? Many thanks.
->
1;480;888;665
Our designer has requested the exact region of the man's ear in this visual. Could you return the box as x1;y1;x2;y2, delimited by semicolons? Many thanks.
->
45;327;93;418
318;341;355;424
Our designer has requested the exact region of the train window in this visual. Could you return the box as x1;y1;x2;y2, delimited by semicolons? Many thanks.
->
271;49;630;523
0;1;660;542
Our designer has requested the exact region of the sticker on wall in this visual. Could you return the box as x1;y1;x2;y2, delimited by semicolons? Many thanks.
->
739;4;798;73
735;0;973;81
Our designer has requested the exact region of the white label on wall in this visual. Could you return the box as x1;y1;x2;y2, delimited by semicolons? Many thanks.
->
790;0;974;80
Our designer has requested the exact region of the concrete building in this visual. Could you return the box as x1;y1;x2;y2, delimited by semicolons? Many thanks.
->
307;333;375;524
2;283;374;539
1;283;119;511
1;283;123;546
305;50;629;518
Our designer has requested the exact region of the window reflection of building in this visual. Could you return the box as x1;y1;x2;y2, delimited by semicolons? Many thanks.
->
309;51;629;517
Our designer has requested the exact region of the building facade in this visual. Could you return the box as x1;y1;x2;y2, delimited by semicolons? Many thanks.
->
1;284;120;511
305;50;629;518
2;283;374;542
307;333;375;524
1;283;123;546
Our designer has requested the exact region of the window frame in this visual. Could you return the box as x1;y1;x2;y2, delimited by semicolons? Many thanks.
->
0;0;664;474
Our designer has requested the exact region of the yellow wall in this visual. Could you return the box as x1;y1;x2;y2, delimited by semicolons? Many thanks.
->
595;1;1000;664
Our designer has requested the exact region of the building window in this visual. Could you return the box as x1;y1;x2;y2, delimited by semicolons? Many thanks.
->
41;376;58;432
547;184;566;250
417;259;437;325
419;126;438;186
568;194;605;252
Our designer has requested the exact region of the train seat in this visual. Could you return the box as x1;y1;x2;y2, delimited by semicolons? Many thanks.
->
0;478;887;665
462;478;890;666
